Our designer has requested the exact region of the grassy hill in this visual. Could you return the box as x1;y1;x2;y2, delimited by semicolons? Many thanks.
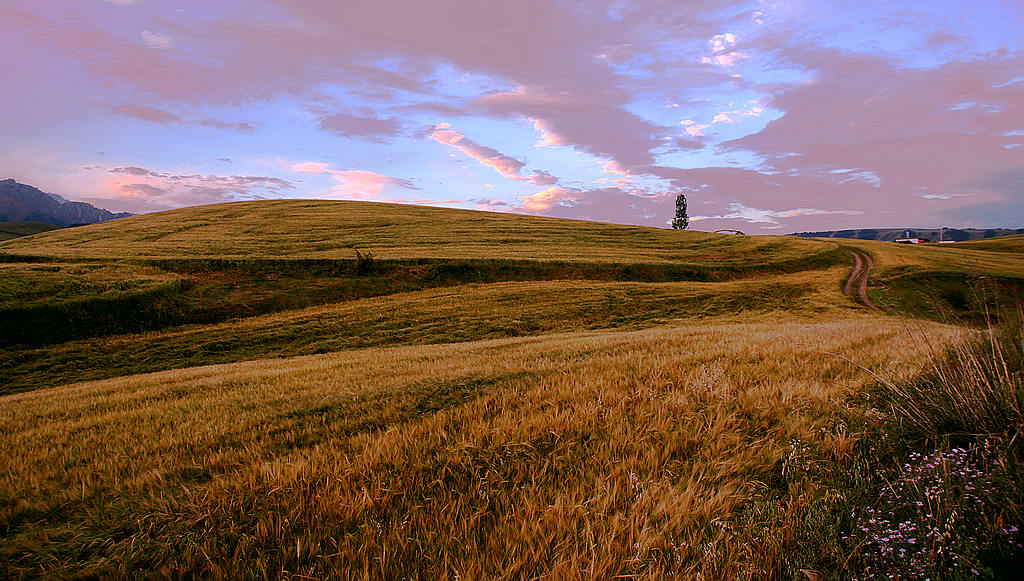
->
1;201;1022;578
0;201;850;349
836;235;1024;322
0;199;831;263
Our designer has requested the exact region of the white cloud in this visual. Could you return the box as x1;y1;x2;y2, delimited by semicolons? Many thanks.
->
141;30;174;50
703;32;747;67
709;33;737;53
692;202;863;226
916;192;976;200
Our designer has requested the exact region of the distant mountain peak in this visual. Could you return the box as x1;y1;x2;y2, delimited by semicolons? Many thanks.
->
0;179;131;227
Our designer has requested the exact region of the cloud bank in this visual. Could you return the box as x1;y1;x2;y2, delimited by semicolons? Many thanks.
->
0;0;1020;232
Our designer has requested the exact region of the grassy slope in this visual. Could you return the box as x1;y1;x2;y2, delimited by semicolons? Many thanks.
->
1;201;1021;577
843;235;1024;277
0;222;61;242
837;237;1024;321
0;269;849;395
0;200;850;389
0;262;181;307
954;233;1024;253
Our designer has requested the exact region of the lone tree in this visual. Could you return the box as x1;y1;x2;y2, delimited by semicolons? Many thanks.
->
671;193;689;230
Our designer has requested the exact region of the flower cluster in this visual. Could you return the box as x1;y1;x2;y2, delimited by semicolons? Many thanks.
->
847;448;1021;579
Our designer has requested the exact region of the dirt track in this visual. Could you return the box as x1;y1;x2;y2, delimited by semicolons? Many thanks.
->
845;250;881;310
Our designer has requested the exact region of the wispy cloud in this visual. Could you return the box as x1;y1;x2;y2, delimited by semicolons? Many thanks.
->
428;123;558;185
291;162;417;200
93;166;296;209
107;103;256;132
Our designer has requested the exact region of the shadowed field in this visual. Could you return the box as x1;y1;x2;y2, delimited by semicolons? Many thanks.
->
0;222;60;242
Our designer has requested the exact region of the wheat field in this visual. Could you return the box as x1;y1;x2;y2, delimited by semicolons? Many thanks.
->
0;315;964;579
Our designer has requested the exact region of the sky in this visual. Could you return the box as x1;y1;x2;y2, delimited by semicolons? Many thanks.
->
1;0;1022;234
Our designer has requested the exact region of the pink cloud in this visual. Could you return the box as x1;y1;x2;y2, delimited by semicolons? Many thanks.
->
430;124;526;177
327;170;417;200
291;162;417;200
53;166;300;212
518;187;575;212
428;123;558;185
107;103;181;124
517;186;671;226
477;88;664;170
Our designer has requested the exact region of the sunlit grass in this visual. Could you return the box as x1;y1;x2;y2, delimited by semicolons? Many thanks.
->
0;199;837;264
0;316;961;578
841;236;1024;279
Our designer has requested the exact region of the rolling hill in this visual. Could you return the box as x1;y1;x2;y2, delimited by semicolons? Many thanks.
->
1;198;830;263
1;200;1021;578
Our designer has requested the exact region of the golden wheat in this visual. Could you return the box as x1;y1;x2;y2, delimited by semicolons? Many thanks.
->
0;315;965;578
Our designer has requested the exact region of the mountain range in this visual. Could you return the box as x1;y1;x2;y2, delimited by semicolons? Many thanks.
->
791;227;1024;242
0;179;131;227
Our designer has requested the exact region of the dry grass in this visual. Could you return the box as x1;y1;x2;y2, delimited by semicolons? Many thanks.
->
873;312;1024;442
0;315;962;578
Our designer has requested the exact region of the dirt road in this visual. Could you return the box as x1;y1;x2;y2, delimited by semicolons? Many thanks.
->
845;250;881;310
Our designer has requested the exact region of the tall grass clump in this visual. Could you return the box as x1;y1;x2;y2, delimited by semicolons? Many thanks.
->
875;310;1023;443
352;248;376;275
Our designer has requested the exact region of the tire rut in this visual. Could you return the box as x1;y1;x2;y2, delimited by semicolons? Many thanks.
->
845;250;881;311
